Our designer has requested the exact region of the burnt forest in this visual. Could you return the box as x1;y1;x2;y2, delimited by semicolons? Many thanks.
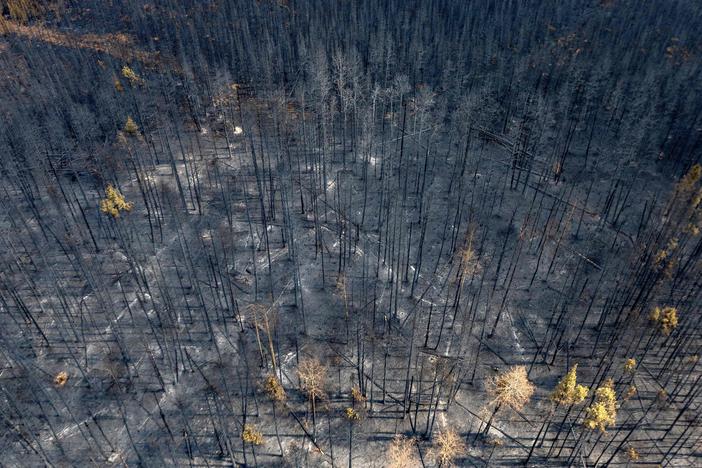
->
1;1;701;466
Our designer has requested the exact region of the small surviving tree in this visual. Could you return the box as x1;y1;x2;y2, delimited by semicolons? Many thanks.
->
583;378;617;432
263;374;286;402
386;435;418;468
100;184;133;217
344;407;360;421
345;385;367;468
623;358;636;374
54;371;68;387
429;428;466;467
298;358;327;441
622;385;637;401
351;385;366;405
344;406;361;467
114;77;124;92
551;364;588;405
484;366;535;434
123;116;139;135
121;65;142;86
241;424;264;445
649;306;679;336
241;422;264;465
626;446;640;462
262;374;286;454
527;363;588;463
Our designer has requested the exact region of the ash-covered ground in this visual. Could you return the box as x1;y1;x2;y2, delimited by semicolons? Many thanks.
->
2;88;699;466
1;1;701;467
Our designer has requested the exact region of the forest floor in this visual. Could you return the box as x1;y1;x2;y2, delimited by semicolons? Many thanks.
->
1;91;699;467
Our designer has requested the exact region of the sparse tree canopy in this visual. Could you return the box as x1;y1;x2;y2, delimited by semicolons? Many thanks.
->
387;435;418;468
650;306;679;336
298;358;327;402
488;365;535;412
428;428;466;467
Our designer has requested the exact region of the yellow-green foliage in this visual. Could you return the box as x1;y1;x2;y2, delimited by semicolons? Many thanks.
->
54;371;68;387
351;385;366;403
623;385;637;400
100;184;133;217
583;378;617;432
678;163;701;193
551;364;588;405
623;358;636;373
344;407;360;421
263;374;286;402
626;446;640;461
650;306;679;335
121;65;141;85
124;116;139;135
653;238;678;267
671;164;702;237
241;424;264;445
